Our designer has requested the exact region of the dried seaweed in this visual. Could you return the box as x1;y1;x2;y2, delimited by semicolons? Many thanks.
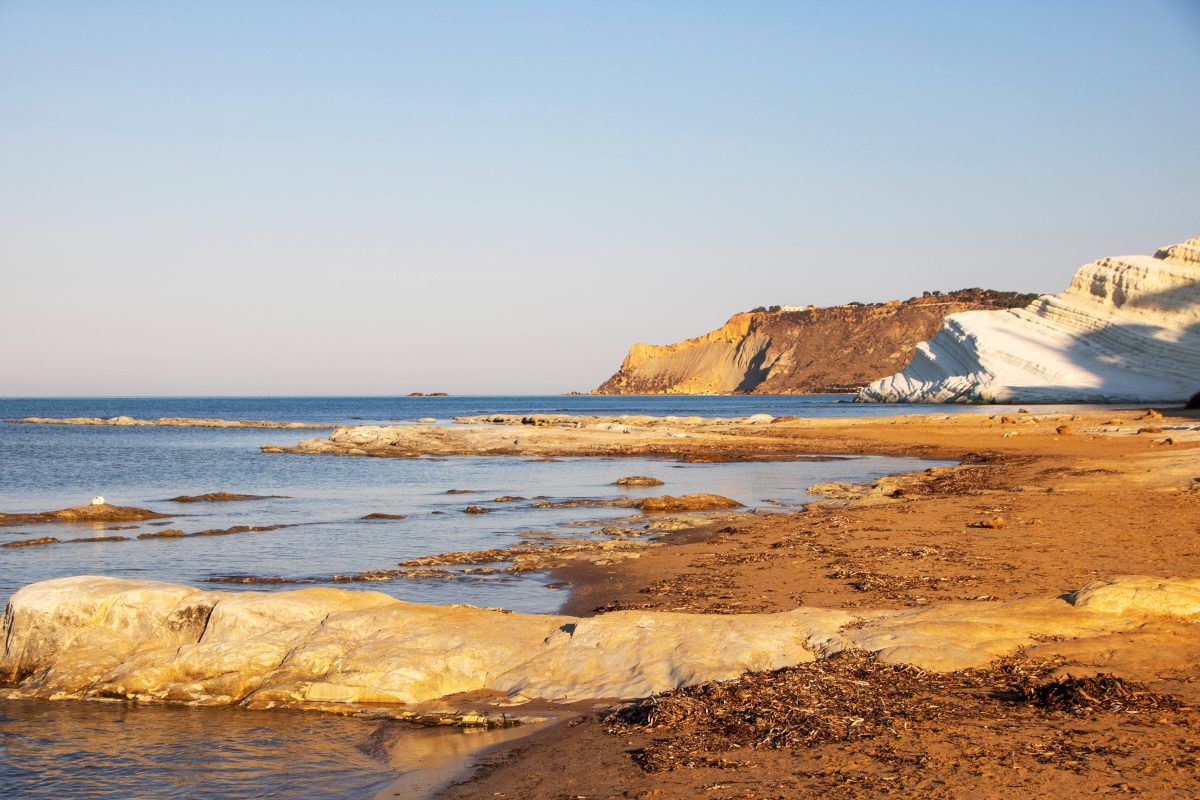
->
1016;674;1182;715
606;653;1190;775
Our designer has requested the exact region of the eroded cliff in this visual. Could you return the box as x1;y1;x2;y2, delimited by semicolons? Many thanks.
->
859;237;1200;403
594;290;1037;395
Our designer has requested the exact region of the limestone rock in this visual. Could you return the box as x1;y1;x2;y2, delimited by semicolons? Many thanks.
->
859;237;1200;403
5;575;1197;712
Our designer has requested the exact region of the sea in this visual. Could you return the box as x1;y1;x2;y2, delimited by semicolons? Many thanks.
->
0;394;1028;799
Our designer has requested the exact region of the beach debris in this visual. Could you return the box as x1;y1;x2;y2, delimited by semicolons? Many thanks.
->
1014;674;1182;715
91;496;105;505
607;653;1189;775
607;651;959;771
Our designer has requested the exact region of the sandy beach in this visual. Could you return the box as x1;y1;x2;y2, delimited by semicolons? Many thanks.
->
416;406;1200;799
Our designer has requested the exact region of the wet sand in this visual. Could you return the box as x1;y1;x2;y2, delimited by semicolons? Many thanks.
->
429;407;1200;799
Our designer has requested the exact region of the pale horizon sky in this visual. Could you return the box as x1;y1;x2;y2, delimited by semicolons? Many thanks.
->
2;1;1198;396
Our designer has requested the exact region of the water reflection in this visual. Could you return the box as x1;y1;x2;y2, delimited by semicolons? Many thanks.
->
0;697;506;799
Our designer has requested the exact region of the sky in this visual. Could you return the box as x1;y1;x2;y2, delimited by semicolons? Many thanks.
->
1;1;1198;396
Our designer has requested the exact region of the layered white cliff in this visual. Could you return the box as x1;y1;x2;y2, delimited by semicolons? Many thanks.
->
858;237;1200;403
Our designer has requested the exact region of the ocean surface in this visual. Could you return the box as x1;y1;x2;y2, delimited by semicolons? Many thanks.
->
0;394;1037;798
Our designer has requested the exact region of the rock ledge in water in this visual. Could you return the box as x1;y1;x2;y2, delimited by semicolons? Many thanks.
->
0;503;170;527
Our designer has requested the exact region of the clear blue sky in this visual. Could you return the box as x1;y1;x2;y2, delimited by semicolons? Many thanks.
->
2;1;1197;395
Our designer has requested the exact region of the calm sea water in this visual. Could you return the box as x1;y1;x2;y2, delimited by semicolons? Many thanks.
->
0;395;1002;799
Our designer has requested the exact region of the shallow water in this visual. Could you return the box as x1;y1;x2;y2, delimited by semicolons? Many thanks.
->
0;396;966;611
0;395;1060;798
0;698;438;799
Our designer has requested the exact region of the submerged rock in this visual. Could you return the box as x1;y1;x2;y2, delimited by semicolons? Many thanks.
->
168;492;288;503
1;537;59;548
615;476;665;487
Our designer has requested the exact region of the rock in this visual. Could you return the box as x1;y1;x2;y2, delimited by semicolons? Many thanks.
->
445;489;477;495
91;496;105;506
1142;409;1164;420
188;525;288;537
639;494;743;513
1188;392;1199;410
615;476;665;487
1056;425;1073;435
1137;426;1165;434
361;513;406;520
4;576;1200;711
969;517;1006;529
0;503;170;527
168;492;287;503
418;418;437;424
859;237;1200;404
492;496;526;503
1;537;60;548
462;506;493;514
744;413;774;424
137;529;186;539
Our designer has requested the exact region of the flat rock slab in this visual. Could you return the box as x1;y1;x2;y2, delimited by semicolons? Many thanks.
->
168;492;289;503
0;503;170;527
2;575;1198;715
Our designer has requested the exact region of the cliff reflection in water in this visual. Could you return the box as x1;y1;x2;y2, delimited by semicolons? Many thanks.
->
0;698;401;799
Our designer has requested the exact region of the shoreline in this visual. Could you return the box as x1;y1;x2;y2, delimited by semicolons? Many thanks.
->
428;405;1200;798
2;406;1198;798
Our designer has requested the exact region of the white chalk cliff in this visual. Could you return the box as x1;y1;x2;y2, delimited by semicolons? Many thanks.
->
858;237;1200;403
4;576;1200;713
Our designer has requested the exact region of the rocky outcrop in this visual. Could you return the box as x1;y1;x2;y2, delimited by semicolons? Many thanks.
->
0;503;169;527
3;576;1200;713
168;492;288;503
262;413;781;459
859;237;1200;403
7;417;335;429
594;291;1038;395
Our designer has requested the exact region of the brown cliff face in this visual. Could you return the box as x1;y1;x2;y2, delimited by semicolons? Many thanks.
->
593;290;1039;395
